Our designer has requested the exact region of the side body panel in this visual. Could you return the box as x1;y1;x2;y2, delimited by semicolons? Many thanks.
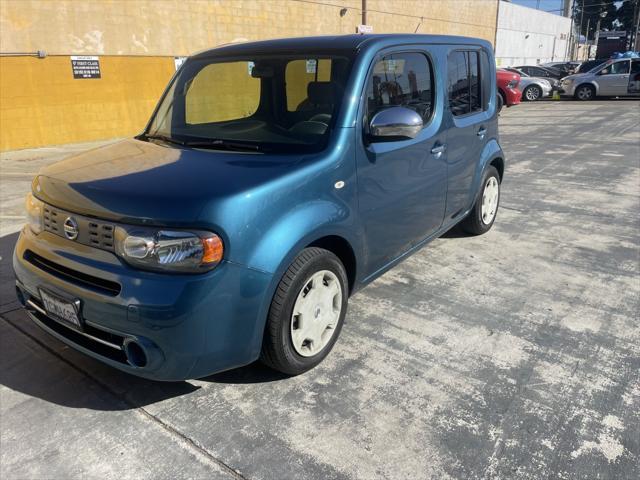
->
354;44;448;276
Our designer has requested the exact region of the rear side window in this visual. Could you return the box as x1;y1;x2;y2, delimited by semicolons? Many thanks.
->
366;52;434;125
480;51;492;111
448;50;488;116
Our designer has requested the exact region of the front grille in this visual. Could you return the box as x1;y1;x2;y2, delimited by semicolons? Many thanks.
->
26;297;128;364
24;250;121;296
87;222;115;250
43;205;61;234
43;204;116;252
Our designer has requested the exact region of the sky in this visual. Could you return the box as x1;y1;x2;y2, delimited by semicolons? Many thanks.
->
510;0;565;14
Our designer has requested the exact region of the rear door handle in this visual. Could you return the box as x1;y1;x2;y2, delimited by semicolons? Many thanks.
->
477;128;487;139
431;144;446;158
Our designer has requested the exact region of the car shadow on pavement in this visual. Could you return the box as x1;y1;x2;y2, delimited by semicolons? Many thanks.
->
1;231;288;412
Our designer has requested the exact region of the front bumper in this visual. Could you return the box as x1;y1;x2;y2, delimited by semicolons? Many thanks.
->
503;87;522;106
13;227;274;381
559;82;576;96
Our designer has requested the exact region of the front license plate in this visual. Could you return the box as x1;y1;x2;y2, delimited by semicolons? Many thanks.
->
39;289;81;328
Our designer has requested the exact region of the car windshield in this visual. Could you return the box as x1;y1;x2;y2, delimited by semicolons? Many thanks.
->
145;52;354;153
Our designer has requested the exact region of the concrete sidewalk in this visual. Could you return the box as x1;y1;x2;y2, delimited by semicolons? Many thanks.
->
1;101;639;479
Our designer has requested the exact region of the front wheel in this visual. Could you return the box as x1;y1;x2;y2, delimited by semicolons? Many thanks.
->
574;84;595;100
260;248;348;375
497;92;505;112
460;165;501;235
523;85;542;101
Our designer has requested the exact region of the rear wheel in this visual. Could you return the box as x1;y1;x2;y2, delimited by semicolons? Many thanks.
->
496;92;505;112
574;84;595;100
260;248;348;375
523;85;542;101
460;165;501;235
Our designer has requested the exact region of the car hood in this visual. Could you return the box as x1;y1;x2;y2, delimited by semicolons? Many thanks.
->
35;138;301;226
563;73;591;82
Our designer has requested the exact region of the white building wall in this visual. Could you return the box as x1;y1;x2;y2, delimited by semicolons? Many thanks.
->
495;1;572;67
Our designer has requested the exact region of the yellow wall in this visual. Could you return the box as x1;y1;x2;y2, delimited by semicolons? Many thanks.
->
0;55;174;150
186;61;260;124
0;0;499;151
0;1;497;57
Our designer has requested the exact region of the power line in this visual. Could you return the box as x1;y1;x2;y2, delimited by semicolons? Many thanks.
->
290;0;497;30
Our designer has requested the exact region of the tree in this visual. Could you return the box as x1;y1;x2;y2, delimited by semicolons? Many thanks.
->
574;0;639;40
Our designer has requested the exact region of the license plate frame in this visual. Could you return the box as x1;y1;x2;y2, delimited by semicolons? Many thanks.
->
39;288;82;329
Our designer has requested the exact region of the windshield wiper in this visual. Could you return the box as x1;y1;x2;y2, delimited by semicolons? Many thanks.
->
142;133;186;146
184;139;265;152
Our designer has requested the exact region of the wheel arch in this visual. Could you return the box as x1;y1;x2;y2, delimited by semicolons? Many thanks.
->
576;81;598;97
490;157;504;182
307;235;357;294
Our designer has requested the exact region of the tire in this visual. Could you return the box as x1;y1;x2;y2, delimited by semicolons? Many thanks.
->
574;84;595;101
496;92;505;112
523;85;542;101
260;247;348;375
460;165;501;235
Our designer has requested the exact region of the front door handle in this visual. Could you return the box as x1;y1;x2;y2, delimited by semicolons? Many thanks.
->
477;127;487;139
431;144;446;158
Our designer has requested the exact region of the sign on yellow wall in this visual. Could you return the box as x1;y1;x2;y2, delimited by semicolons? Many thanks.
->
0;56;175;151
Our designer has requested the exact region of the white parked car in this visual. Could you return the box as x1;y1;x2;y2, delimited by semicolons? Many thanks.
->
503;68;553;101
560;58;640;100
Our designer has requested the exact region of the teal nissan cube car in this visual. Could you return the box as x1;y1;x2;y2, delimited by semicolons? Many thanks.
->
14;34;504;380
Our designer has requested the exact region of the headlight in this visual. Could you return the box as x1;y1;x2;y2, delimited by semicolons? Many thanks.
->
507;79;518;88
25;192;44;235
114;226;223;273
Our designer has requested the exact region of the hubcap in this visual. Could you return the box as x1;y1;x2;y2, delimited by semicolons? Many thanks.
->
290;270;342;357
481;176;499;225
526;87;540;100
578;87;592;99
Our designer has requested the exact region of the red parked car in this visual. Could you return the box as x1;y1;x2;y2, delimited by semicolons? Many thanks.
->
496;69;521;112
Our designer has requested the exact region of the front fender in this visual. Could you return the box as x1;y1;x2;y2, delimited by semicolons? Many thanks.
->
246;199;362;277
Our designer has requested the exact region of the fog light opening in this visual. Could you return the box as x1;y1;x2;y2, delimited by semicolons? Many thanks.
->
124;340;147;368
15;286;26;306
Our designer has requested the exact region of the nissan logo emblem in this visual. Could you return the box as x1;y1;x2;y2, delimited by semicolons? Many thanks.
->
63;217;79;240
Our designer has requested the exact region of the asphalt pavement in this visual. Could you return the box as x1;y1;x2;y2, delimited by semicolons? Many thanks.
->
1;99;639;480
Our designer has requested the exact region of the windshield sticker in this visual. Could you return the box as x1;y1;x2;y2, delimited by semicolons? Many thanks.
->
374;59;405;75
306;59;317;74
247;61;255;75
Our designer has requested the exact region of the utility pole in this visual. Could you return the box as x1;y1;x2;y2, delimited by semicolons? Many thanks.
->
578;0;585;45
584;17;590;60
566;1;576;60
362;0;367;26
594;10;606;57
630;0;640;51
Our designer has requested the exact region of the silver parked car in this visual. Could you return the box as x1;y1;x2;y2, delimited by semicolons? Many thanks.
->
560;58;640;100
503;68;553;101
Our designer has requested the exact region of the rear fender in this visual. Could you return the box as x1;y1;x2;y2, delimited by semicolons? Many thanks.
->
468;139;504;208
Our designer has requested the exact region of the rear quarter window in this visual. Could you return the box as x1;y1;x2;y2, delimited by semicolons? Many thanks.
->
448;49;491;116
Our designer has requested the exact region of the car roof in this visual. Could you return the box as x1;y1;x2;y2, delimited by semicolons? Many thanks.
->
191;34;489;58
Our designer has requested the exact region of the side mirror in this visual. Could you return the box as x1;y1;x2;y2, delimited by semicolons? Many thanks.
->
369;107;423;140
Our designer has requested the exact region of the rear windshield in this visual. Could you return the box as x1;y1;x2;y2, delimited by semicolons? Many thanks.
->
146;52;354;153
